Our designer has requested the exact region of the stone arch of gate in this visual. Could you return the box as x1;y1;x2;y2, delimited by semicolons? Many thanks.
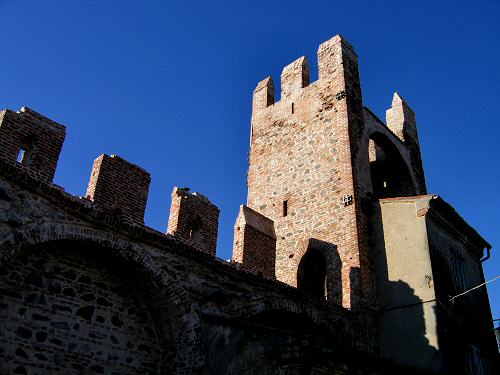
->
0;222;203;375
292;238;342;305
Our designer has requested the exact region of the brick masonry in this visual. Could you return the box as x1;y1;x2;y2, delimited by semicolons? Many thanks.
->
0;107;66;182
167;187;219;256
232;205;276;279
247;36;379;347
86;154;151;226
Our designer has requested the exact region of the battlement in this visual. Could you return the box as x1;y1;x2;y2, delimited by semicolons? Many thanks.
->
167;186;220;256
0;106;66;182
0;105;284;266
232;205;276;279
252;34;359;115
386;92;417;144
86;154;151;226
281;56;310;99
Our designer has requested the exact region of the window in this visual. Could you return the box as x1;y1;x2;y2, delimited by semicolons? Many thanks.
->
291;102;294;114
283;200;288;217
16;148;26;163
451;248;467;293
16;142;33;165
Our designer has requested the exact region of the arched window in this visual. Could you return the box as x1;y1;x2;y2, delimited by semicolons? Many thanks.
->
297;248;327;299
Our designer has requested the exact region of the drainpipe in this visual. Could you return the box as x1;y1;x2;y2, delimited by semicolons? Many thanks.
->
480;246;491;263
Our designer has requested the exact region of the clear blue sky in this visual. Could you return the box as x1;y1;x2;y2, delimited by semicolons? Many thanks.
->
1;1;498;321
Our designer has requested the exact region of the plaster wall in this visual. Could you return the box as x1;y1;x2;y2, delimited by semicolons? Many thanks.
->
374;197;441;371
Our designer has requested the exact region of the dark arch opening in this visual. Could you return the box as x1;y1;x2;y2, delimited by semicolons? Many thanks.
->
297;248;327;299
368;133;416;199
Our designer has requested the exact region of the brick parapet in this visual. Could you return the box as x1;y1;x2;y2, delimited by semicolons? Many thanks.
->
386;93;427;194
281;56;310;99
0;106;66;182
167;187;220;256
232;205;276;279
85;154;151;226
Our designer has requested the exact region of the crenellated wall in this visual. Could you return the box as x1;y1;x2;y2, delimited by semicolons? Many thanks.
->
0;160;361;375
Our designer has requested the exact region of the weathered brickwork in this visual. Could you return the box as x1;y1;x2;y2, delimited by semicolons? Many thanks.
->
86;154;151;226
0;107;66;182
247;36;378;348
167;187;219;256
232;205;276;278
386;93;426;194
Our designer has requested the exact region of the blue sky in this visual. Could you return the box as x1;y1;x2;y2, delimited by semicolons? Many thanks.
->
1;1;499;321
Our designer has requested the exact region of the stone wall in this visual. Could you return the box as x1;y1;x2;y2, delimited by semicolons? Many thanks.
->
0;243;165;374
0;163;360;374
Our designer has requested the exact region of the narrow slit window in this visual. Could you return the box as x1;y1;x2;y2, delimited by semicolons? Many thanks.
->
283;200;288;217
17;148;26;163
291;102;295;114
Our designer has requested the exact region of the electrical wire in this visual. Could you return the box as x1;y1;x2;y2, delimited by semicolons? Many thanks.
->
449;275;500;303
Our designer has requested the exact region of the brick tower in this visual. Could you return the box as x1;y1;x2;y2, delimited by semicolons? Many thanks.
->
248;34;370;307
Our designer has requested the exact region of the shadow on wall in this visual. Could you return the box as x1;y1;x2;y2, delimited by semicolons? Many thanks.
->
369;202;441;372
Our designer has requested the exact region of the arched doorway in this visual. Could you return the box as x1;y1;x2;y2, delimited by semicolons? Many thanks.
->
297;248;327;299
